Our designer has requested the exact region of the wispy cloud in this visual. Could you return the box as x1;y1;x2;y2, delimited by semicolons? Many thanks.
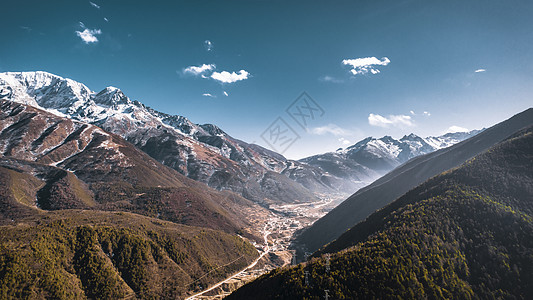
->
205;40;213;51
342;56;390;75
368;113;414;128
446;125;468;133
183;64;216;76
309;124;350;136
89;1;100;9
211;70;250;83
20;26;32;32
409;110;431;117
202;93;215;98
319;75;344;83
76;27;102;44
474;69;486;73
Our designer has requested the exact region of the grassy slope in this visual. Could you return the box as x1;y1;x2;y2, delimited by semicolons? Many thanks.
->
0;166;43;222
228;128;533;299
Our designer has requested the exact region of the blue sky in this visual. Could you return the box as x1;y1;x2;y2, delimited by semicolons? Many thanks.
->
1;0;532;159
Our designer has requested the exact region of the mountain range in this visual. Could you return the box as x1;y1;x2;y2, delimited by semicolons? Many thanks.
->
301;130;481;188
0;71;325;205
0;71;479;206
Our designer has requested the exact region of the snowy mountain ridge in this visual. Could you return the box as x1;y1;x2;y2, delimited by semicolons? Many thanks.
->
299;130;482;187
0;71;333;204
333;130;482;162
0;71;198;137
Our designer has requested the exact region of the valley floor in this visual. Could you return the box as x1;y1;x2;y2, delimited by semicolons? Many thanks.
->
185;193;348;299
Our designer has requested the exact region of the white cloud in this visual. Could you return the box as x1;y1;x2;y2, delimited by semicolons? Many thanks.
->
211;70;250;83
368;113;414;128
89;1;100;9
423;111;431;116
342;56;390;76
474;69;486;73
181;64;250;84
446;125;468;133
205;40;213;51
319;75;344;83
202;93;215;98
183;64;216;76
76;28;102;44
309;124;349;136
338;137;351;145
223;91;229;96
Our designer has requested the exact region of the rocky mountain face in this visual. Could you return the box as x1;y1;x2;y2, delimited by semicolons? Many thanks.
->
228;115;533;300
0;99;271;238
299;130;481;188
296;108;533;253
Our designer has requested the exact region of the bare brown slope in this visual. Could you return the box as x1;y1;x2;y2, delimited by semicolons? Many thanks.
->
0;100;266;238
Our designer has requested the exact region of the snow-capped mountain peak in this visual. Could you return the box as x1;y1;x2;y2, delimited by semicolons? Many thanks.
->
0;71;94;116
424;130;483;149
94;86;132;107
0;71;186;136
336;130;481;161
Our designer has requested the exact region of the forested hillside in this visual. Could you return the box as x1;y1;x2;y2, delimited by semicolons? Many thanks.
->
228;126;533;299
0;211;258;299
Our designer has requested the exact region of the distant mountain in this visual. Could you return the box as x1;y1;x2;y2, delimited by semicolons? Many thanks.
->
296;108;533;253
300;130;481;189
228;117;533;300
0;71;341;205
